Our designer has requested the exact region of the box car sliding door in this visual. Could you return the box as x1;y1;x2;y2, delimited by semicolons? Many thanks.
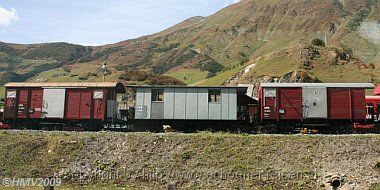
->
42;88;66;118
302;86;327;118
65;89;92;120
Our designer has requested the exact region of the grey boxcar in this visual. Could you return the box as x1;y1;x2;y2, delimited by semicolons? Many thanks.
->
129;86;250;121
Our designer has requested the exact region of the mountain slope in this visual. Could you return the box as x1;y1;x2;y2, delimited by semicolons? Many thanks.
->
0;0;379;90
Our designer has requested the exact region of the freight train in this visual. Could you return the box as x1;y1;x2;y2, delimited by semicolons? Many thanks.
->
0;82;379;133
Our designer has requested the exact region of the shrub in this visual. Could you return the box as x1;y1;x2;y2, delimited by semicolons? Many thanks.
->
375;162;380;169
78;76;88;80
206;72;216;78
118;73;131;81
114;65;129;71
62;66;71;73
86;72;98;77
348;9;370;30
198;60;224;73
311;38;325;47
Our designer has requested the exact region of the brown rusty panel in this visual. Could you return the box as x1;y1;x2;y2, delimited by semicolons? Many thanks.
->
29;89;43;119
92;90;106;120
327;88;351;119
66;89;92;120
79;90;92;119
278;88;303;120
263;97;276;120
17;89;29;118
351;88;366;120
4;95;16;119
65;90;81;119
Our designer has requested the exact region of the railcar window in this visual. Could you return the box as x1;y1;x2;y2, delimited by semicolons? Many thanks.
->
377;103;380;112
152;89;164;102
208;89;221;103
367;103;374;114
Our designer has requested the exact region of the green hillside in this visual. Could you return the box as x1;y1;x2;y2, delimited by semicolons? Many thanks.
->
0;0;379;96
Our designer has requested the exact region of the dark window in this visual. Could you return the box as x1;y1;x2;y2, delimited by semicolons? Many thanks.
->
367;103;374;114
208;89;221;103
152;89;164;102
377;103;380;113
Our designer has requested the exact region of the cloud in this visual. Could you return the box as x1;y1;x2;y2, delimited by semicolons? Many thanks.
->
0;7;18;27
224;0;240;6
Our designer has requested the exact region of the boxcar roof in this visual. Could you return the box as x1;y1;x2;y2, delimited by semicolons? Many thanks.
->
260;83;374;88
4;82;126;93
126;85;248;93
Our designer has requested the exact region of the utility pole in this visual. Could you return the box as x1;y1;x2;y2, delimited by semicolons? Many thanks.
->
101;61;107;82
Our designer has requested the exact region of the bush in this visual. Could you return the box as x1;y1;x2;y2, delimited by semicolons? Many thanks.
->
114;65;129;71
78;76;88;80
86;72;98;77
118;73;131;81
198;60;224;73
148;76;186;86
375;162;380;169
62;66;71;73
311;38;325;47
206;72;216;78
348;9;370;30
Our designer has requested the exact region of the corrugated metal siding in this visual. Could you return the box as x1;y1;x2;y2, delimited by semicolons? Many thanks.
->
134;87;239;120
221;89;229;119
278;88;303;120
135;88;146;119
143;88;151;119
107;100;117;118
351;88;366;120
17;89;29;118
209;103;221;120
164;88;174;119
29;89;43;119
186;88;198;119
174;88;186;119
151;102;164;119
228;88;237;120
136;88;144;105
197;88;209;120
328;88;351;119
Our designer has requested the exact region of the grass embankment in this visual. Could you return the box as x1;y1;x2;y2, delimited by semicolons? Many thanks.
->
0;131;379;189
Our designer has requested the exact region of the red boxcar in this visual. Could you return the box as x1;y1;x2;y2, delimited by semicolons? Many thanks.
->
365;96;380;121
259;83;374;126
2;82;126;129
